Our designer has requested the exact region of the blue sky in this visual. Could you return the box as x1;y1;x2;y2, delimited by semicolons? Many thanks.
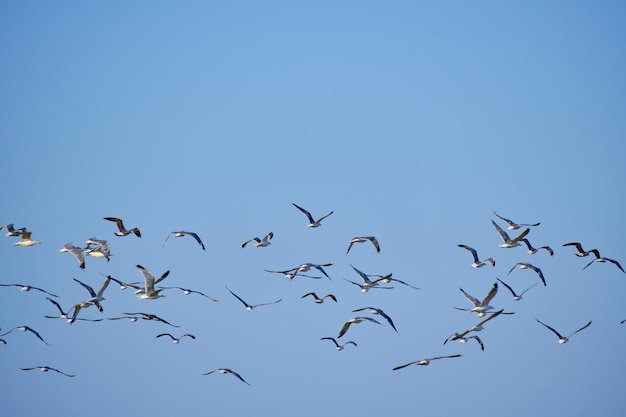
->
1;2;625;416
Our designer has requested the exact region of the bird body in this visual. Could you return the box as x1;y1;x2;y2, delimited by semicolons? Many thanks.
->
104;217;141;237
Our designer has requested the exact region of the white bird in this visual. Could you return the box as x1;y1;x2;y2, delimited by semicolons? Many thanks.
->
367;273;421;290
0;283;58;297
292;203;334;227
508;262;546;286
21;366;75;377
58;243;85;269
496;278;538;301
263;268;322;280
562;242;600;258
346;236;380;254
583;256;625;274
43;298;103;323
162;231;205;250
14;230;41;247
352;307;397;332
301;292;337;304
454;282;499;316
392;354;462;370
226;286;282;312
297;263;333;279
345;265;393;293
337;316;382;338
491;220;529;248
158;286;219;302
84;238;111;261
457;244;495;268
156;333;196;344
1;223;26;237
493;211;540;230
241;232;273;248
0;325;50;345
445;309;505;343
121;312;179;327
521;239;554;256
136;264;169;299
320;337;357;351
536;319;592;344
106;275;143;291
103;217;141;237
72;277;111;312
203;368;251;385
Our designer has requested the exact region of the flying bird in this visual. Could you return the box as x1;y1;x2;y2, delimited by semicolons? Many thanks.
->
346;236;380;254
0;325;50;345
263;268;322;280
583;256;625;274
457;244;495;268
352;307;398;332
297;263;333;279
508;262;547;286
241;232;273;248
136;264;170;299
2;223;26;237
445;309;505;343
156;333;196;344
72;277;111;312
454;282;499;316
292;203;334;227
496;278;538;301
493;211;540;230
162;231;205;250
491;220;529;248
103;217;141;237
0;283;58;297
58;243;85;269
226;286;282;312
13;230;41;247
562;242;600;258
521;239;554;256
84;238;112;261
368;273;421;290
536;319;592;344
43;298;103;323
320;337;357;351
158;286;219;302
337;316;382;338
20;366;75;377
301;292;337;304
122;312;180;327
202;368;251;385
106;275;143;291
392;355;462;370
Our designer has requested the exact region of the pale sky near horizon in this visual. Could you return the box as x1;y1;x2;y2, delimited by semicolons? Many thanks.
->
1;2;625;416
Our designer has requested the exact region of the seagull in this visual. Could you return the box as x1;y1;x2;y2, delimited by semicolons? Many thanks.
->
496;278;538;301
536;319;592;344
14;230;41;247
226;286;282;312
493;211;540;230
368;274;421;290
156;333;196;344
241;232;274;248
346;236;380;254
0;283;58;297
159;286;219;302
508;262;547;286
162;231;205;250
1;223;26;237
43;298;103;322
301;292;337;304
84;238;111;261
58;243;85;269
454;282;499;316
320;337;357;351
352;307;397;332
122;312;180;327
297;263;333;279
521;239;554;256
453;335;484;351
445;309;505;343
72;277;111;312
583;256;625;274
345;265;394;293
457;244;495;268
20;366;75;377
491;220;530;248
292;203;334;228
106;275;143;291
562;242;600;258
392;354;462;370
263;268;322;280
0;326;50;345
202;368;251;385
136;264;170;299
337;316;382;338
103;217;141;237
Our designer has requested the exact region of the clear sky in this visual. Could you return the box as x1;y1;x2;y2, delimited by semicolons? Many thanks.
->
1;2;625;416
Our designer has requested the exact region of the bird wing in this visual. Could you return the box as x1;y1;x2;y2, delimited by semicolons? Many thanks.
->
188;232;206;250
536;319;564;339
496;278;517;297
566;321;592;339
458;244;479;263
226;286;251;308
491;220;511;242
459;288;481;307
493;211;515;227
482;282;499;305
292;203;315;224
73;278;96;297
316;211;334;223
510;228;530;244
